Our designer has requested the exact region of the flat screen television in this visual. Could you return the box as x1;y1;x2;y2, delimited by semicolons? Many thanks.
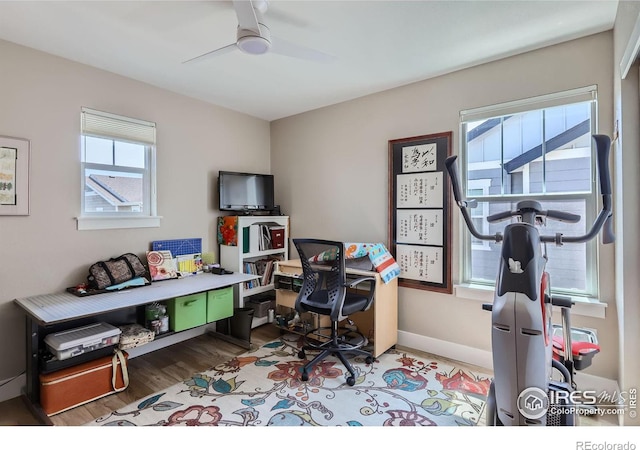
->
218;171;275;213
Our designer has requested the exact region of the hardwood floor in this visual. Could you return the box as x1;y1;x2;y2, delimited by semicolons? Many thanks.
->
0;324;618;426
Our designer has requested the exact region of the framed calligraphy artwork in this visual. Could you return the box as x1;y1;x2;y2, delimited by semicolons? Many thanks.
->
388;132;452;293
0;136;30;216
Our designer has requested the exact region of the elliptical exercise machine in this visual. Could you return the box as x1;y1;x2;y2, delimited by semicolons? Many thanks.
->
445;134;614;426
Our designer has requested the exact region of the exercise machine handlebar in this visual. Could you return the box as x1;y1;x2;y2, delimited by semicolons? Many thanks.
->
444;134;615;246
444;155;504;243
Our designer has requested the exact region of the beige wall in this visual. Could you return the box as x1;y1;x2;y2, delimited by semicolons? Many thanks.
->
271;32;618;381
0;40;270;382
613;0;640;427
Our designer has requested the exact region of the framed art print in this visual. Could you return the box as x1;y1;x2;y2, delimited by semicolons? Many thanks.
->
388;131;453;294
0;135;30;216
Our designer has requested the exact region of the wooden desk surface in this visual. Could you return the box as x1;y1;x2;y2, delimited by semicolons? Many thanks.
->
275;259;380;277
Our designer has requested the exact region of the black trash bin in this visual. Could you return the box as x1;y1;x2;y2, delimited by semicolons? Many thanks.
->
217;307;254;343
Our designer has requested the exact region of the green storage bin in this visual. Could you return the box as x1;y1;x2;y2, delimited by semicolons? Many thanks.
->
167;293;207;332
207;286;234;323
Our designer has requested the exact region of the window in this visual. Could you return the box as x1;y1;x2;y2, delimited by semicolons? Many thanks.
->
78;108;160;230
459;86;599;297
468;180;491;251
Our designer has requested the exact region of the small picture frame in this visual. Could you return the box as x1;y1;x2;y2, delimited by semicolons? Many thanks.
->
0;135;30;216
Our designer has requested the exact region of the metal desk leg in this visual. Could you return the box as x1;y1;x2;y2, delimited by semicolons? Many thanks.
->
25;316;40;402
25;316;51;424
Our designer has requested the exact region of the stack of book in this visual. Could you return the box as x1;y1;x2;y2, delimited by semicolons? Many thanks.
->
243;255;284;289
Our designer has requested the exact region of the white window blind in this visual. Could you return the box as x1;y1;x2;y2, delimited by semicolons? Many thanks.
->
81;107;156;145
460;85;597;124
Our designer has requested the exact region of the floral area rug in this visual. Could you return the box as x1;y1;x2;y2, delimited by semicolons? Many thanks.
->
86;334;492;427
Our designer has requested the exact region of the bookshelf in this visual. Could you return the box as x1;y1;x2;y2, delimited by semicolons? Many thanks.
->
219;215;289;328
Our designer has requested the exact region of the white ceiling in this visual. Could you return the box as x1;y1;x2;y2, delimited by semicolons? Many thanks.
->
0;0;619;121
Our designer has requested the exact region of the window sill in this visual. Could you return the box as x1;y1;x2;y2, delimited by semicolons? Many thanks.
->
454;283;607;319
76;215;162;231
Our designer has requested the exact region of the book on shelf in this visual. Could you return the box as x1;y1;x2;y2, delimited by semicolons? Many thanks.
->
269;226;285;249
242;227;250;253
249;224;261;253
259;224;272;251
244;222;286;253
242;255;284;289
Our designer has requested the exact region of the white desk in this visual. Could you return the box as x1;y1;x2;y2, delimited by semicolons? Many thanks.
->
15;273;255;325
14;272;257;414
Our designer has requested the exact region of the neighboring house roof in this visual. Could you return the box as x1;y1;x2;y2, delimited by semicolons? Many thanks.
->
86;174;142;206
467;116;590;173
466;117;510;142
503;119;590;173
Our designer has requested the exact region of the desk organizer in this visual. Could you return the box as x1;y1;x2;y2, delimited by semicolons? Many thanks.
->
44;322;121;361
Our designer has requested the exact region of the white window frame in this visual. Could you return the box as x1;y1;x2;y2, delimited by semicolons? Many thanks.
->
468;179;491;251
77;107;161;230
458;86;600;300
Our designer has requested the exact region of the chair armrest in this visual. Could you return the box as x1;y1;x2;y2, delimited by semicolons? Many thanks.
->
346;276;375;289
346;276;376;312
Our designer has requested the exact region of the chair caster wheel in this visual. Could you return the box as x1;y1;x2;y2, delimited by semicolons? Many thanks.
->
346;376;356;386
298;350;306;359
301;371;309;382
365;356;374;364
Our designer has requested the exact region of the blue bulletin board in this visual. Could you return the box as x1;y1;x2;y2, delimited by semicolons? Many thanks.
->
388;132;452;294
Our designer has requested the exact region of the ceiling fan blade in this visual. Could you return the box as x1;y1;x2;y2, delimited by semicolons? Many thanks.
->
232;0;261;33
182;43;238;64
266;6;309;29
270;36;336;63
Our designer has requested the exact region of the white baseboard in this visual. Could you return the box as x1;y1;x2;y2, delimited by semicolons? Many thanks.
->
0;373;26;403
397;330;494;370
397;330;619;398
573;371;621;399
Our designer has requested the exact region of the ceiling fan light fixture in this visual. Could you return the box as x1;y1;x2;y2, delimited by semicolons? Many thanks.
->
238;35;271;55
236;23;272;55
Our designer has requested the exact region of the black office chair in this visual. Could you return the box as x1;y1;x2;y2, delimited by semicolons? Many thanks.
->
293;239;376;386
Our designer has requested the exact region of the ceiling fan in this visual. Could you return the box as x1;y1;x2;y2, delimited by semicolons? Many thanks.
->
183;0;335;64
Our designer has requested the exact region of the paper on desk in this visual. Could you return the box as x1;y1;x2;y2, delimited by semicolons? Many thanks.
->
105;276;150;290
